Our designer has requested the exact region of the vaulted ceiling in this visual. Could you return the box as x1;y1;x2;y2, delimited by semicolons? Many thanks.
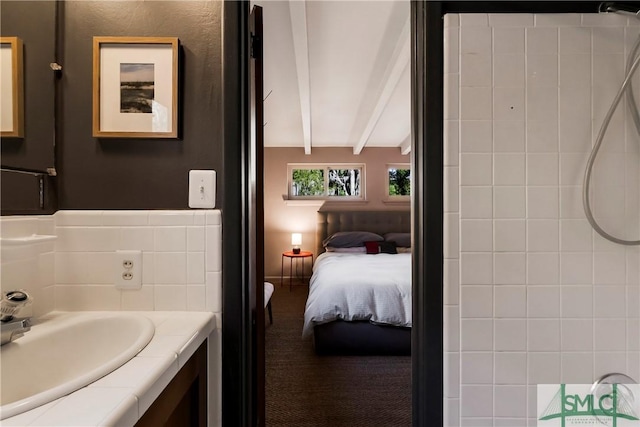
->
255;0;411;155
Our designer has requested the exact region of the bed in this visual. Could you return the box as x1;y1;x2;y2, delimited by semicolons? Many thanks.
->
304;210;412;355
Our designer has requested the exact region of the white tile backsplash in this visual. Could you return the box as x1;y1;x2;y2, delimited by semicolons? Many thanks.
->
149;211;195;226
154;253;187;285
446;13;640;424
0;210;222;316
154;227;187;252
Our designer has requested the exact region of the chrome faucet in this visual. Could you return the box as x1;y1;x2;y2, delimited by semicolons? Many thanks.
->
0;290;32;345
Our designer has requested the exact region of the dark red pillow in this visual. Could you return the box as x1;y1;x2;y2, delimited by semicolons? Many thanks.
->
364;241;380;254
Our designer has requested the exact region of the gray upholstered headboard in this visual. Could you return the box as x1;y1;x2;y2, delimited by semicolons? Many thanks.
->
316;210;411;256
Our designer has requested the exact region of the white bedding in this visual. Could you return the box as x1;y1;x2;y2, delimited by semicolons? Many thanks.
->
302;251;411;337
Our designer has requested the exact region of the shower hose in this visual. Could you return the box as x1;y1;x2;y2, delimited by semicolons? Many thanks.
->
583;30;640;245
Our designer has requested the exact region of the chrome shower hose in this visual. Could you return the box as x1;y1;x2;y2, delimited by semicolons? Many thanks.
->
583;31;640;245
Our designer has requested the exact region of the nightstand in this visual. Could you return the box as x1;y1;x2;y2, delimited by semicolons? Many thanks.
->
280;250;313;291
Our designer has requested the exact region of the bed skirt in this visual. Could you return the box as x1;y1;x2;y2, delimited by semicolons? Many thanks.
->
313;320;410;356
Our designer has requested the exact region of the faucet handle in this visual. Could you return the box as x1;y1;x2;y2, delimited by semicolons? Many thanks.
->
0;290;32;320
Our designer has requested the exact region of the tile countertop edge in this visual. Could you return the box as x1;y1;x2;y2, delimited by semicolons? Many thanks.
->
3;311;216;427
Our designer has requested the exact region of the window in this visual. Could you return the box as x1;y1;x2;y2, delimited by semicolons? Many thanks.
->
387;164;411;200
288;164;365;200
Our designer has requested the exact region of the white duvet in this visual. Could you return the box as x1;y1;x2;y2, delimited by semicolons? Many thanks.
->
302;252;412;337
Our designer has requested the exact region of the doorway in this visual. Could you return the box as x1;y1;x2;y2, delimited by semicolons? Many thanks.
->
260;1;415;425
221;2;441;426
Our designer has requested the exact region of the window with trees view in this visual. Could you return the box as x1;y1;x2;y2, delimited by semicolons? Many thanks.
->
387;164;411;199
289;164;364;200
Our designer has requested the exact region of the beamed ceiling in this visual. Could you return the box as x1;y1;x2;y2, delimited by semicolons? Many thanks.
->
255;0;411;155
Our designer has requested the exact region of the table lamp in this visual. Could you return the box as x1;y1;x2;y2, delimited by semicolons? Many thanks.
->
291;233;302;254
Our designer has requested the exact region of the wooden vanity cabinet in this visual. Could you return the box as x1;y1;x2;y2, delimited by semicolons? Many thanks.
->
135;340;208;427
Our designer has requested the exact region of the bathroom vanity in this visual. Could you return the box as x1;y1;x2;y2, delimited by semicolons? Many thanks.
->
1;311;215;426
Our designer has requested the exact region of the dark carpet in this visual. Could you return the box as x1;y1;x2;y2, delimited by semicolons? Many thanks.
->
265;281;412;427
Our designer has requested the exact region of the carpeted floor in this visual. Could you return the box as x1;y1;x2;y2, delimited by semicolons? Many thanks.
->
265;281;411;427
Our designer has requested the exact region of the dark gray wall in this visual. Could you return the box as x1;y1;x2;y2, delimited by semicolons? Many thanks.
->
1;1;57;214
59;1;224;209
0;1;56;171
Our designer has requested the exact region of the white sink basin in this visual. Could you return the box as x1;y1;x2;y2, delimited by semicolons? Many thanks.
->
0;312;155;420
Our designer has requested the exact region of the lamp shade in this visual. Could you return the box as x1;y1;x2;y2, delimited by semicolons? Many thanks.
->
291;233;302;246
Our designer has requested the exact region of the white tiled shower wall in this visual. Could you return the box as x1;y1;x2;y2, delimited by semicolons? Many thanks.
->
444;13;640;426
0;210;222;315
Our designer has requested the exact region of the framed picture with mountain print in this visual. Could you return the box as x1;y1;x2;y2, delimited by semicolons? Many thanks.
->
92;37;179;138
0;37;24;138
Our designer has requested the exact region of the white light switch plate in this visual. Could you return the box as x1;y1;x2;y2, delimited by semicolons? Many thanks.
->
189;170;216;208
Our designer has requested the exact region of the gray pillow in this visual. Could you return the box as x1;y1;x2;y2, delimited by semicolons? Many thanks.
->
323;231;384;248
384;232;411;248
325;246;367;253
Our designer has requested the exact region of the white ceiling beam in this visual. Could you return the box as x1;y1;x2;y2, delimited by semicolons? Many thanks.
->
288;0;312;155
352;16;410;155
400;134;411;155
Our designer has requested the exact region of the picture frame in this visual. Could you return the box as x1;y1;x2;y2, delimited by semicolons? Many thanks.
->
92;36;179;138
0;37;24;138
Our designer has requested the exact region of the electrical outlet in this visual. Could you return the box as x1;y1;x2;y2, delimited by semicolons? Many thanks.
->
114;250;142;289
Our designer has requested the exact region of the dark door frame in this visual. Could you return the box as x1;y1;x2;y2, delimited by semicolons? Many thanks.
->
222;1;607;426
